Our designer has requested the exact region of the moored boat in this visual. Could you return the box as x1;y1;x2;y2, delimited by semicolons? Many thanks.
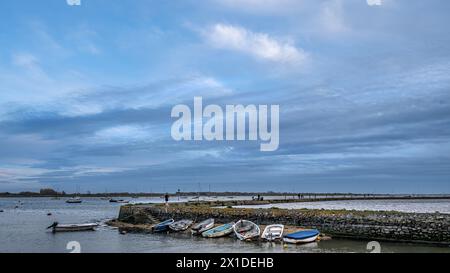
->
152;219;174;233
109;198;129;203
283;229;320;244
261;224;284;241
47;222;98;233
169;219;193;232
191;218;215;235
202;222;235;238
66;197;82;204
233;220;261;241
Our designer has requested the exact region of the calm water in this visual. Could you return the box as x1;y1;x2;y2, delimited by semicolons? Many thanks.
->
0;197;449;253
235;199;450;214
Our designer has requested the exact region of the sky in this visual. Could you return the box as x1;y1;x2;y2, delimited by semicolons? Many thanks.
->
0;0;449;194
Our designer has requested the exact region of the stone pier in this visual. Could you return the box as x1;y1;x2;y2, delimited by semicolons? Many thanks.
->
115;200;450;245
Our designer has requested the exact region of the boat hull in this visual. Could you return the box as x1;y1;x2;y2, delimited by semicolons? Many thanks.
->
283;229;320;244
202;222;235;238
66;200;82;204
283;234;319;244
152;219;174;233
261;224;284;241
169;220;193;232
191;219;215;235
53;223;98;233
109;199;129;203
233;220;261;241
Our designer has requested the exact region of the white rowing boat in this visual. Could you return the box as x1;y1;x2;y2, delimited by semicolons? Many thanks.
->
47;222;98;233
66;197;82;204
261;224;284;241
191;218;215;235
169;219;194;232
233;220;260;241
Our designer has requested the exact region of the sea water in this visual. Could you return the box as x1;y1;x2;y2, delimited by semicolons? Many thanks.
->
0;197;449;253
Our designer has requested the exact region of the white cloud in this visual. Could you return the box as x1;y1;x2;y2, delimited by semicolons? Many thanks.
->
215;0;303;14
367;0;382;6
203;24;307;65
93;125;151;143
11;53;50;82
319;0;349;34
66;24;102;55
12;53;38;69
57;74;232;117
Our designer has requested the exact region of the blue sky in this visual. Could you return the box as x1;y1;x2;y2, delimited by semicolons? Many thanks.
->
0;0;449;193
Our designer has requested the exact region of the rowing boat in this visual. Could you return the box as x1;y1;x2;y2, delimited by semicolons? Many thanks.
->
191;218;214;235
261;224;284;241
202;222;235;238
233;220;260;241
169;219;193;232
152;219;174;233
47;222;98;233
66;197;82;204
283;229;320;244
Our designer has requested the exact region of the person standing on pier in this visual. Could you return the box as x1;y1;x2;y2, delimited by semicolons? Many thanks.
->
164;193;169;212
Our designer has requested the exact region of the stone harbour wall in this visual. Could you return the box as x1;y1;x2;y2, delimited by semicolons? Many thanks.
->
118;202;450;245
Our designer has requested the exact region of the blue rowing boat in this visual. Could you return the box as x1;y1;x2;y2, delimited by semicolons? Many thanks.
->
283;229;320;244
202;222;235;238
152;219;174;233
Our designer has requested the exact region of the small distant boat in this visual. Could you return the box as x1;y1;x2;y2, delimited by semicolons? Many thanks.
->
261;224;284;241
100;197;110;200
191;218;215;235
283;229;320;244
152;219;174;233
188;196;200;202
233;220;261;241
47;222;98;233
202;222;235;238
109;199;129;203
66;197;82;204
169;219;193;232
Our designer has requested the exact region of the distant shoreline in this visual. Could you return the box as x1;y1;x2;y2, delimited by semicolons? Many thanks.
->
1;191;450;199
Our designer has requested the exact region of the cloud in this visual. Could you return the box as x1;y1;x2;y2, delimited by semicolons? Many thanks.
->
12;53;39;70
66;24;102;55
56;75;232;117
367;0;382;6
214;0;303;14
92;125;153;144
29;21;68;56
319;0;349;34
1;1;450;193
11;53;50;81
202;24;308;65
